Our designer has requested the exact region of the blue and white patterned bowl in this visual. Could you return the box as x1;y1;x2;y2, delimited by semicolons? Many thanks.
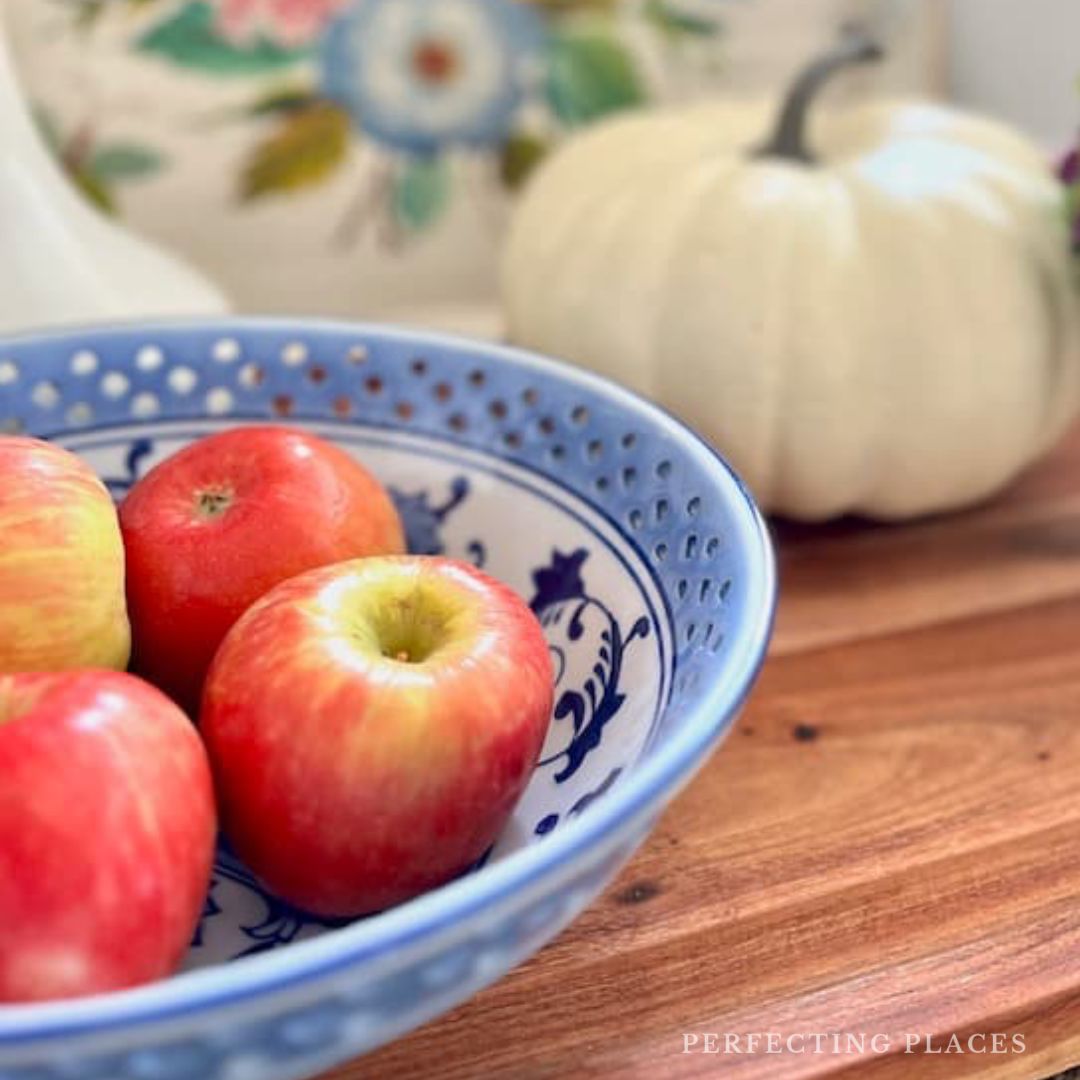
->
0;320;775;1080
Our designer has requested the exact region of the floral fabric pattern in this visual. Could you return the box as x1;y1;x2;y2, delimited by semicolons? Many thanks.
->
213;0;351;46
321;0;547;154
46;0;726;245
12;2;944;319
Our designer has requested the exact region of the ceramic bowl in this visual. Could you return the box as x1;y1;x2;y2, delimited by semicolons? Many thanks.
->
0;319;775;1080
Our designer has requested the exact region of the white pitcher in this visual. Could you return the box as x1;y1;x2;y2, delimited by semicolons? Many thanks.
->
0;15;227;334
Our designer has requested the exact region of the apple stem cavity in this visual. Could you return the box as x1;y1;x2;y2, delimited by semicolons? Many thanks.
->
195;488;234;520
353;583;462;667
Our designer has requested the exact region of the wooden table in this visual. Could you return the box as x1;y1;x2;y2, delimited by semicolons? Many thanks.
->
325;424;1080;1080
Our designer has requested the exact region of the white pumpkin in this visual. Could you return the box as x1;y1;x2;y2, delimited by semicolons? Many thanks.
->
502;33;1080;521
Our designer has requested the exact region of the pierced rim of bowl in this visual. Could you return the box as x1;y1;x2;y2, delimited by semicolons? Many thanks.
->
0;318;777;1044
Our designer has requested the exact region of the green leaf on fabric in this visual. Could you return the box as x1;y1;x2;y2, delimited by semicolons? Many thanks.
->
524;0;618;11
137;1;308;76
73;170;116;215
92;144;165;180
32;108;65;157
393;158;451;231
643;0;722;38
547;31;646;127
239;103;351;201
73;0;107;31
499;133;550;191
247;85;323;116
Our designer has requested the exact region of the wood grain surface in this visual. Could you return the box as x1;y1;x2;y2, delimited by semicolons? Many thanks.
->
323;423;1080;1080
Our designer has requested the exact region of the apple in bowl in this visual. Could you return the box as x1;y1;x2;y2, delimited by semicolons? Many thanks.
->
0;670;216;1003
0;437;130;673
120;426;406;713
201;556;554;918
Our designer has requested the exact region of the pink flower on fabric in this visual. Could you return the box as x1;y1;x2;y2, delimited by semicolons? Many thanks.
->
213;0;348;47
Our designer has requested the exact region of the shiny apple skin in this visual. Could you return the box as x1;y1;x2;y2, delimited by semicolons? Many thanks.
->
0;670;217;1003
201;556;554;918
119;426;406;713
0;437;130;673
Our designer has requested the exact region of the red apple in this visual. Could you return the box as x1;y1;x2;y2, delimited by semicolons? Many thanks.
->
120;426;405;713
0;670;216;1003
0;437;130;674
201;556;554;917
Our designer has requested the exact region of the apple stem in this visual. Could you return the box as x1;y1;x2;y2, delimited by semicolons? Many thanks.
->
394;649;411;663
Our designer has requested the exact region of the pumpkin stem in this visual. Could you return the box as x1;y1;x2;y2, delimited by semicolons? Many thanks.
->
756;27;884;165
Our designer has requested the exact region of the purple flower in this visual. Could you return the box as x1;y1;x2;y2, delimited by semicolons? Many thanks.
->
1059;146;1078;185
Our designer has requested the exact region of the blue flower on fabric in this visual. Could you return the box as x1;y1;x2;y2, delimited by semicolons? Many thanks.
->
320;0;547;154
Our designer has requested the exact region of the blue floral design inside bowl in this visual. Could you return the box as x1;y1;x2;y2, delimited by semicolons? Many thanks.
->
0;320;774;1080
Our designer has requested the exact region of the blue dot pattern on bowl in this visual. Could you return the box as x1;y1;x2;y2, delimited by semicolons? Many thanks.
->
0;321;774;1080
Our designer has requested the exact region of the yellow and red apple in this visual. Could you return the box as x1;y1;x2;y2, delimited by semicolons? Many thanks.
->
0;670;217;1003
201;556;554;918
120;426;406;713
0;437;130;674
